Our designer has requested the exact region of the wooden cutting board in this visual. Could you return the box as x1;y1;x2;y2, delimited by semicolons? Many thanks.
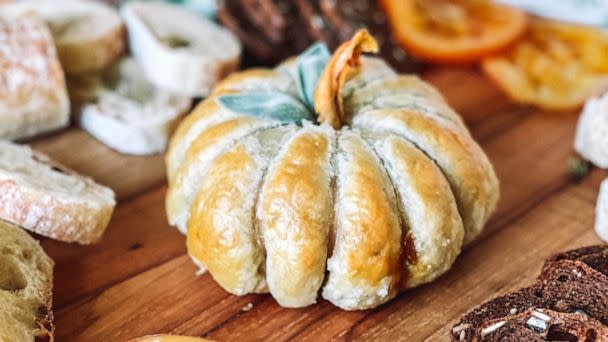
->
32;65;604;341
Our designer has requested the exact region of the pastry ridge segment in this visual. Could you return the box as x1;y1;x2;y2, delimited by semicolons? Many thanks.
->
257;124;335;307
353;108;499;245
186;125;298;295
322;130;402;310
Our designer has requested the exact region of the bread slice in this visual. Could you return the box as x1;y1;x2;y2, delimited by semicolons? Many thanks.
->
469;308;608;341
76;57;191;155
596;179;608;242
121;1;241;97
0;141;116;244
575;93;608;168
0;10;70;141
0;219;54;342
4;0;125;74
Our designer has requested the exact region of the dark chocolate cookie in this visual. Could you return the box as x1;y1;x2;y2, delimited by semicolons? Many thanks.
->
451;255;608;341
468;308;608;342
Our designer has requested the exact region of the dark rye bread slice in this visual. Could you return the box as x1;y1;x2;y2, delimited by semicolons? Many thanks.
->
451;260;608;341
469;308;608;342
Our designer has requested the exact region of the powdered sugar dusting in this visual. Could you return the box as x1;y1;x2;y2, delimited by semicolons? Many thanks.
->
0;11;64;99
0;141;115;243
0;10;69;139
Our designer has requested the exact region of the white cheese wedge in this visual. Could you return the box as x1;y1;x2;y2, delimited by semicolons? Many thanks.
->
596;179;608;242
575;92;608;169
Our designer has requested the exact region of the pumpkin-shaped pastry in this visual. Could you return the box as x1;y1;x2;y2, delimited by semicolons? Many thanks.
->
166;30;499;310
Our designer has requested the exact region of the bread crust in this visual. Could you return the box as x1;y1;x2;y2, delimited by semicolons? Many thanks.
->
3;0;126;74
0;220;54;342
57;22;125;74
0;11;69;140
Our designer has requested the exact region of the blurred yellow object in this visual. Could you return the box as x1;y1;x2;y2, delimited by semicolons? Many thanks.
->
381;0;528;63
483;19;608;111
127;335;212;342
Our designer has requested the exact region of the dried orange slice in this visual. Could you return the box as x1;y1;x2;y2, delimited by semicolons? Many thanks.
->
380;0;528;63
483;19;608;111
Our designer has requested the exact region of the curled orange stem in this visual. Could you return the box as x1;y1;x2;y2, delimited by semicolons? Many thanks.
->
314;29;379;129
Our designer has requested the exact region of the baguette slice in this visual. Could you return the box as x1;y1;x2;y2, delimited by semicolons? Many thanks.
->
77;58;191;155
0;10;70;141
0;141;116;244
121;1;241;97
4;0;125;74
0;219;54;342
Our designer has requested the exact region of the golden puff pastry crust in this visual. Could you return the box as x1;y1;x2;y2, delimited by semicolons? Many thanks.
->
323;130;403;310
353;108;499;245
167;31;499;310
258;125;335;307
166;117;277;233
187;126;297;294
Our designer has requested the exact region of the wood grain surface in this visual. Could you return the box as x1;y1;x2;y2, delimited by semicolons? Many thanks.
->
31;66;605;341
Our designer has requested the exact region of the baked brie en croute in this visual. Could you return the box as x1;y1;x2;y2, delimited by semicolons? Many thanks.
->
166;30;499;310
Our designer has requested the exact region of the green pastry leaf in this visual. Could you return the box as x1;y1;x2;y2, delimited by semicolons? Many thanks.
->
216;43;329;125
217;92;315;125
296;42;331;109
